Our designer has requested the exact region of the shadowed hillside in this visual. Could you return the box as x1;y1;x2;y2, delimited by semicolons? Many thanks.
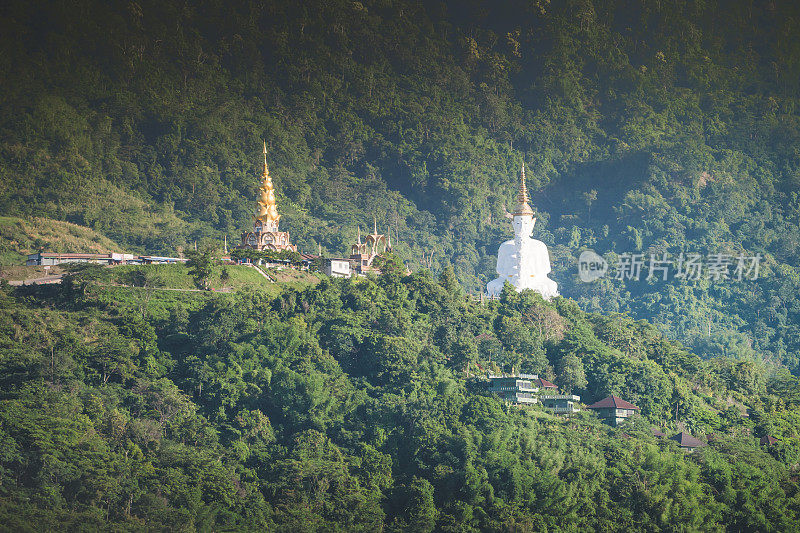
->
2;0;799;370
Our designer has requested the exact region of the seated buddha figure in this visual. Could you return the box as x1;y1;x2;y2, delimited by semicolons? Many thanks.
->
487;165;559;300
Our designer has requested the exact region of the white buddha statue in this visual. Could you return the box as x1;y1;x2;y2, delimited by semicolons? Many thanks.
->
487;164;559;300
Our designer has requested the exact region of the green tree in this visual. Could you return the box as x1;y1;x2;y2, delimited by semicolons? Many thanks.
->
438;265;462;297
558;353;587;393
186;245;217;290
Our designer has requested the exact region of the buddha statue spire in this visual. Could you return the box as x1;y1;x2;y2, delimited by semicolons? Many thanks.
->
514;162;535;217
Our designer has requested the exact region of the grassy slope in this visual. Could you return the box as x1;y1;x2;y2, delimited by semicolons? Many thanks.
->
0;216;124;264
103;263;318;290
85;264;320;321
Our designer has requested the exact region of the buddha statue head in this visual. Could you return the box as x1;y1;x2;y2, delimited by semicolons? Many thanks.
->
512;214;535;242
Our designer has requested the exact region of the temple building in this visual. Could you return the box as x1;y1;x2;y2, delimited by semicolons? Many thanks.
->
350;218;391;274
240;142;297;252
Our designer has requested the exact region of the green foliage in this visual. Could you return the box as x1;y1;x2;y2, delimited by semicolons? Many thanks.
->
229;247;303;265
2;0;800;528
0;0;799;375
185;245;218;290
1;268;799;529
558;353;587;393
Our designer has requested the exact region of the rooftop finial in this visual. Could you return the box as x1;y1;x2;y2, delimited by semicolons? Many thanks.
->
513;162;534;216
263;140;268;174
373;216;378;235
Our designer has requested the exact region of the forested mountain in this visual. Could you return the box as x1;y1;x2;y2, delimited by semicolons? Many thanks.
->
2;2;800;527
3;0;799;372
2;267;800;530
2;0;800;370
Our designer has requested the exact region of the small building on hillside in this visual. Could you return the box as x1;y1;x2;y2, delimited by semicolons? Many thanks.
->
586;395;640;426
761;435;779;446
652;428;666;438
27;252;184;266
140;255;187;264
324;258;352;278
540;394;581;414
28;252;121;266
488;374;539;405
298;253;319;270
670;431;706;452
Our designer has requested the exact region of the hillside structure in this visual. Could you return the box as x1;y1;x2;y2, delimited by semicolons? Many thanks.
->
350;219;391;275
536;377;558;390
240;143;297;253
487;374;540;405
760;435;779;446
670;431;706;452
539;394;581;414
586;395;640;426
27;252;185;266
487;373;581;414
487;164;559;300
323;258;352;278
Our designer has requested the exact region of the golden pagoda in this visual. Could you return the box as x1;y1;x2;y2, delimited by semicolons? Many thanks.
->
255;141;280;229
240;142;296;252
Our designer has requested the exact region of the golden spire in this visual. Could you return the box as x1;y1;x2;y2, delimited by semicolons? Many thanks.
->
513;162;534;216
357;226;362;245
255;141;281;227
373;216;378;235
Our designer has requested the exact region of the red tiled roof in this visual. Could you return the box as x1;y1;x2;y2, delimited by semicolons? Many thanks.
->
761;435;779;446
537;378;557;389
670;431;706;448
585;395;640;410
